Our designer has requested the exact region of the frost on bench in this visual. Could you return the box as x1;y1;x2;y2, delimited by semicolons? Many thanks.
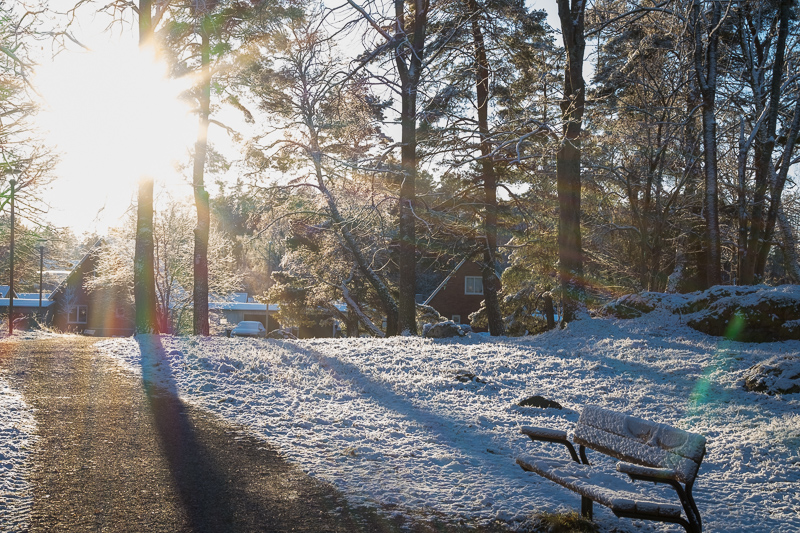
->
574;406;705;484
516;455;683;519
517;406;706;533
520;426;568;442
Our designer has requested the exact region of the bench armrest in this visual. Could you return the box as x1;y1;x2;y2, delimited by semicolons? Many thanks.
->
520;426;579;463
617;462;678;482
520;426;568;442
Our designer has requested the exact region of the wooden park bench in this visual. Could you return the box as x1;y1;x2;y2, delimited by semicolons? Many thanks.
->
516;406;706;533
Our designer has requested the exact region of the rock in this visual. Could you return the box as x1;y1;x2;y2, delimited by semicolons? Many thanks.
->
516;395;563;409
742;355;800;395
684;285;800;342
454;371;487;384
677;285;761;314
423;321;466;338
600;294;656;319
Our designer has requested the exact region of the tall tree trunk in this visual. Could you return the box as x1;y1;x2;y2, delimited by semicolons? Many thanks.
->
777;205;800;282
692;0;721;287
684;86;707;292
467;0;504;336
556;0;585;323
743;0;793;282
345;0;428;335
394;0;429;336
192;21;211;336
757;94;800;277
133;0;159;334
397;89;417;335
737;116;747;284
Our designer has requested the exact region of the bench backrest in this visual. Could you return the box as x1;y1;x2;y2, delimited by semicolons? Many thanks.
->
573;406;706;484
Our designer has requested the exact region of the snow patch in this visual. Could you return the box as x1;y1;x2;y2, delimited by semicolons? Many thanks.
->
88;308;800;532
0;377;37;531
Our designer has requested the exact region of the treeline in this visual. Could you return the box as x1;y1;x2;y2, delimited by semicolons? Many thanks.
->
214;0;800;336
3;0;800;337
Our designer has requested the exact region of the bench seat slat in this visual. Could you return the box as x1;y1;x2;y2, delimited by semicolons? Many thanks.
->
617;462;678;480
516;454;683;519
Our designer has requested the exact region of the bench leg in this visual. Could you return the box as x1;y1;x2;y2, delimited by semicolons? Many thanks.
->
581;496;593;520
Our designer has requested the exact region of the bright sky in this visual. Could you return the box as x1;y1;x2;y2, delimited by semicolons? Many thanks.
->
29;1;561;237
32;9;197;236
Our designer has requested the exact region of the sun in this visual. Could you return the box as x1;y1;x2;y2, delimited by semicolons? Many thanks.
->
34;43;196;233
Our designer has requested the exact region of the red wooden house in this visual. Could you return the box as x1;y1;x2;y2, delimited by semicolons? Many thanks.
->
423;259;489;329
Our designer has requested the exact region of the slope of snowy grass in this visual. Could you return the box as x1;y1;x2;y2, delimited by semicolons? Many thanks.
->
96;308;800;532
0;377;37;531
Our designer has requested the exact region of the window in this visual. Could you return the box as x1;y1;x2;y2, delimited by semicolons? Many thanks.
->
68;305;88;324
452;315;461;324
464;276;483;295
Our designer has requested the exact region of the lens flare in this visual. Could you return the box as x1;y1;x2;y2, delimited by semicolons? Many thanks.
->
34;43;195;231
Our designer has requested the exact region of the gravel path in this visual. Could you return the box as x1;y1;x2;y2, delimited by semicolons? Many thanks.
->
0;336;517;533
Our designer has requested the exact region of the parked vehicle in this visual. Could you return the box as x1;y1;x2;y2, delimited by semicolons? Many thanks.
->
230;320;267;338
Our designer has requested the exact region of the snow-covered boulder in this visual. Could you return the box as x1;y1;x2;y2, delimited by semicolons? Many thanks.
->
684;285;800;342
677;285;763;314
423;321;466;338
742;355;800;395
600;293;656;318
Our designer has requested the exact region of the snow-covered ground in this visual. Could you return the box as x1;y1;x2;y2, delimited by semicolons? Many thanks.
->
2;306;799;532
0;376;37;531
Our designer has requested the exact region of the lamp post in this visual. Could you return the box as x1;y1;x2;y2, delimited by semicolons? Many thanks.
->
38;241;45;316
265;241;272;334
8;178;15;336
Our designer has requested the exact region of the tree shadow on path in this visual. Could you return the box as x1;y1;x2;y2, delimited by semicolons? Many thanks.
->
137;334;255;532
134;335;441;533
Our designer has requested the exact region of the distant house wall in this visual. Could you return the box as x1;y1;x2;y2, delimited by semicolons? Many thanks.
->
427;261;487;329
0;297;53;330
299;322;338;339
50;246;134;337
210;303;281;334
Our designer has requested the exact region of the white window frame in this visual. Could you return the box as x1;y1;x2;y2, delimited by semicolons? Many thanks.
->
464;276;483;295
68;305;88;324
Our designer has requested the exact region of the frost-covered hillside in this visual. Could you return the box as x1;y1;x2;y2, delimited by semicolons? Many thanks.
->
92;304;799;532
2;298;799;532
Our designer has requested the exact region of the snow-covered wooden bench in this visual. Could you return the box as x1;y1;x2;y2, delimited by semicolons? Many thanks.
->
516;406;705;533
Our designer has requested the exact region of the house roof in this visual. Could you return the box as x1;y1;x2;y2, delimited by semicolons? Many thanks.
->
423;257;468;305
209;301;279;312
49;239;104;300
0;286;15;298
16;293;44;299
423;256;504;306
0;298;53;308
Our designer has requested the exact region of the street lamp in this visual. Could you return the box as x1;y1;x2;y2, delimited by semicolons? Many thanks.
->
266;241;273;335
37;239;46;317
8;178;15;336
